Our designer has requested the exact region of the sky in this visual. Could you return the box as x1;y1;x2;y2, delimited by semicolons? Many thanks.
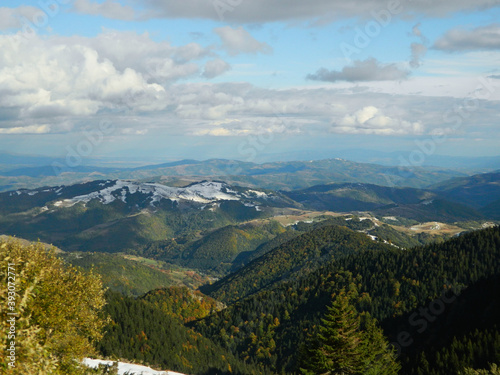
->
0;0;499;166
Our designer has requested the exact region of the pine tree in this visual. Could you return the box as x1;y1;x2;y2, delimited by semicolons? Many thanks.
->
300;291;400;375
300;292;365;375
360;313;401;375
460;364;500;375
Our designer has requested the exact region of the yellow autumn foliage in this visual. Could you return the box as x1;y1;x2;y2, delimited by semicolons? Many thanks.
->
0;238;109;374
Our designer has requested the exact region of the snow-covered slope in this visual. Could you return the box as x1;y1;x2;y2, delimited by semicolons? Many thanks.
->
83;358;185;375
1;179;297;219
52;180;271;207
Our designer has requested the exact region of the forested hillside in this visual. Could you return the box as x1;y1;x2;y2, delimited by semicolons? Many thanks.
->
192;226;500;373
388;274;500;374
62;252;210;296
98;290;270;375
0;176;498;374
200;224;393;303
0;180;284;254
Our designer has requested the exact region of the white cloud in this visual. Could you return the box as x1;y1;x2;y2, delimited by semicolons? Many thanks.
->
335;106;424;135
434;24;500;52
0;31;497;142
121;127;149;135
164;83;495;139
55;30;209;83
203;58;231;78
214;26;272;56
0;30;218;133
0;34;171;117
196;127;241;136
307;59;409;82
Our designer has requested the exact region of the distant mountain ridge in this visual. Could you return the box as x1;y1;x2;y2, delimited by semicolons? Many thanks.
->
282;181;488;222
0;157;469;192
0;171;498;275
429;171;500;208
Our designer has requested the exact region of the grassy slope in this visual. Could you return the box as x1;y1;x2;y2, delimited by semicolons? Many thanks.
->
62;252;210;296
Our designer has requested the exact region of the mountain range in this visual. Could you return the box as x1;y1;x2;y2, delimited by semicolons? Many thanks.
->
0;156;476;193
0;168;498;276
1;156;499;375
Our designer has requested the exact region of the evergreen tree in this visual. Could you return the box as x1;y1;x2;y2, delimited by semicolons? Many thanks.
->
360;314;401;375
461;364;500;375
300;291;399;375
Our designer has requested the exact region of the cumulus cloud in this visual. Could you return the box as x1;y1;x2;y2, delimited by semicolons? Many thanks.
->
0;30;497;140
136;0;499;23
203;59;231;78
164;83;486;139
434;24;500;51
57;30;210;83
214;26;272;56
334;106;424;135
72;0;136;20
0;30;220;133
307;58;409;82
194;117;298;137
0;32;177;112
196;127;246;136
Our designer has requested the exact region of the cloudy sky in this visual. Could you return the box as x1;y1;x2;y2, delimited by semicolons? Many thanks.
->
0;0;499;164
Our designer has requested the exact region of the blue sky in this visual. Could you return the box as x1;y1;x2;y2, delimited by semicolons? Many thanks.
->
0;0;499;166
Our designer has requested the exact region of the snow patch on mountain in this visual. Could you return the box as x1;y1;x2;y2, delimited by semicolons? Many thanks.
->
52;180;263;207
83;358;185;375
243;190;269;198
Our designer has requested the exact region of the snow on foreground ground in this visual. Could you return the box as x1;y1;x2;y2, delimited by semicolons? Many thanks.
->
83;358;186;375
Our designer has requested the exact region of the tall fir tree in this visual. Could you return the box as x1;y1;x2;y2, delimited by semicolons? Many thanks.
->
300;291;400;375
360;313;401;375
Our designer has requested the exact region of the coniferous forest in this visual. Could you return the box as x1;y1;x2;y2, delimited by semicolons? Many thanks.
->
87;225;500;374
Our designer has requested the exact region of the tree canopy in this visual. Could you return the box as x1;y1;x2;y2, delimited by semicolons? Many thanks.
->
300;291;400;375
0;239;109;374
